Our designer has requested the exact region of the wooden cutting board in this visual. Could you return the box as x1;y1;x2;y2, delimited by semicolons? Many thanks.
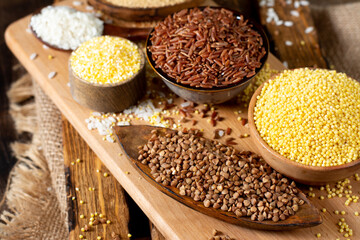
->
5;0;360;239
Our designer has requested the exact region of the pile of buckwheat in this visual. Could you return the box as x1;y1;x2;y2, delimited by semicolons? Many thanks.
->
137;129;304;222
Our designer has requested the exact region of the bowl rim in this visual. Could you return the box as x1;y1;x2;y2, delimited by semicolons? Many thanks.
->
69;36;146;88
248;68;360;172
89;0;202;12
145;6;270;93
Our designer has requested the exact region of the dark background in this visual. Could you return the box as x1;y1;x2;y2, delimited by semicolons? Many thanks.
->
0;0;53;199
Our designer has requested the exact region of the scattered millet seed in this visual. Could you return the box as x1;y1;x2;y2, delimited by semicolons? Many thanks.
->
88;187;92;191
334;210;339;215
125;171;130;174
92;187;95;191
90;217;94;221
103;173;109;177
340;218;345;222
354;211;359;216
309;187;313;191
97;236;101;240
79;235;84;239
321;208;326;213
99;214;104;218
90;213;94;217
127;233;132;238
96;169;100;173
341;211;346;215
106;220;111;224
75;187;79;191
80;214;85;219
319;196;324;200
80;200;84;204
89;222;93;226
316;233;321;238
72;197;76;200
76;158;81;163
95;212;98;216
81;228;85;232
48;55;53;60
71;162;75;165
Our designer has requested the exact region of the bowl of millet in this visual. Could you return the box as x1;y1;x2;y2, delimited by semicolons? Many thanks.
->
146;7;269;104
248;68;360;184
69;35;146;112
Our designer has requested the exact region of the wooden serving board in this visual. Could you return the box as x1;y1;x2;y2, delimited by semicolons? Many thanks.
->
5;0;360;239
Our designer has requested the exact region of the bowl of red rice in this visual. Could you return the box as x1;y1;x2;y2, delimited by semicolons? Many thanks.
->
146;7;269;104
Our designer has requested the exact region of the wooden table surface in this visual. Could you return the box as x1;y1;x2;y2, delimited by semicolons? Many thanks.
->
5;0;360;239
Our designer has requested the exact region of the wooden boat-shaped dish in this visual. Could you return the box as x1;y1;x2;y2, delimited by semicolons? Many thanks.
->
114;125;322;230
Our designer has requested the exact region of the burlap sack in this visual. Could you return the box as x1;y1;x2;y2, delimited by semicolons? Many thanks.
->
34;81;69;238
310;1;360;79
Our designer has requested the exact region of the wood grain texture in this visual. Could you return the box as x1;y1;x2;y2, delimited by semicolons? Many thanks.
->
63;117;130;240
115;125;322;230
5;0;360;239
258;1;327;69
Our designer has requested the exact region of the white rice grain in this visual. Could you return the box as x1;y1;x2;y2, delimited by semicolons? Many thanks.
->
290;10;299;17
285;41;293;46
300;0;309;6
73;1;82;6
294;1;300;8
30;6;103;50
30;53;38;60
284;21;294;27
86;5;94;11
48;71;57;79
305;26;314;34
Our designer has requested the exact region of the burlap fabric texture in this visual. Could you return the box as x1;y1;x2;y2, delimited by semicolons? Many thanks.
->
310;0;360;80
0;75;68;239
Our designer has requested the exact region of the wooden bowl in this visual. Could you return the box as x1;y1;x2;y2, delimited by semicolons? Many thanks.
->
87;0;204;22
145;7;269;104
248;76;360;185
69;47;146;112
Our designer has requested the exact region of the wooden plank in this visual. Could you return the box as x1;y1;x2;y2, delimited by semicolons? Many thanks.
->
63;117;130;240
150;223;166;240
4;0;360;239
258;0;327;69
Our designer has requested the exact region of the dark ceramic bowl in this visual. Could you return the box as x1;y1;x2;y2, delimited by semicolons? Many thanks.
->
145;7;269;104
